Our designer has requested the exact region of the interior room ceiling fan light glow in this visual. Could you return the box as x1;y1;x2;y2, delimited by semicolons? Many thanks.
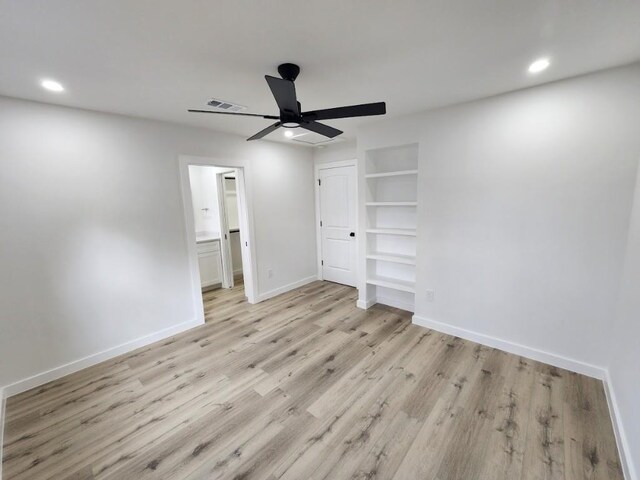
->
528;58;550;74
41;79;64;92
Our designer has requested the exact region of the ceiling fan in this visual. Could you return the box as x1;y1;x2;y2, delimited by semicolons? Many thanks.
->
189;63;386;141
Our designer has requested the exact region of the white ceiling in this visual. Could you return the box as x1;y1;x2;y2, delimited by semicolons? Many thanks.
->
2;1;639;145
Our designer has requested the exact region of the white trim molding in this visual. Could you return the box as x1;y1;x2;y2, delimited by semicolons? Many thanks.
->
256;275;318;303
356;297;377;310
411;314;606;379
2;318;201;398
603;371;637;480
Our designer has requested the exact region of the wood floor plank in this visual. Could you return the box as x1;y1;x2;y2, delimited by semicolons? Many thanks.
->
476;355;536;480
521;364;567;480
2;280;624;480
308;364;424;480
563;371;624;480
392;343;498;479
351;410;422;480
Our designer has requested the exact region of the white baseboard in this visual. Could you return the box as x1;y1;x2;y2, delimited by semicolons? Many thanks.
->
411;315;606;380
356;297;376;309
357;296;415;312
1;318;202;398
603;371;637;480
255;275;317;303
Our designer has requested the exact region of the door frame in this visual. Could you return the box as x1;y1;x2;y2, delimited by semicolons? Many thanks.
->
179;155;259;325
314;159;358;284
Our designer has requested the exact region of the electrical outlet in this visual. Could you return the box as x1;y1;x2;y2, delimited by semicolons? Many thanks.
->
425;289;435;302
267;269;274;278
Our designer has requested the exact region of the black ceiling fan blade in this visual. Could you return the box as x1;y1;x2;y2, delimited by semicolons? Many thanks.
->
265;75;299;114
188;109;279;120
301;121;343;138
247;122;282;141
302;102;386;121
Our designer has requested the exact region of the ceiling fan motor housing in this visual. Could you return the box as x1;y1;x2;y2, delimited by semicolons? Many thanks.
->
278;63;300;81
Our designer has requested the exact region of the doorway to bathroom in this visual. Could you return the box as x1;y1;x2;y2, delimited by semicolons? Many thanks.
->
180;156;258;324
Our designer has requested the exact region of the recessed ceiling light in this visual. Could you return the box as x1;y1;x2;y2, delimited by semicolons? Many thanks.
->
41;79;64;92
528;58;550;74
284;130;294;138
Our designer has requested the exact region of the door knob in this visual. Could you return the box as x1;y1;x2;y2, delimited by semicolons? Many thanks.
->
349;232;355;237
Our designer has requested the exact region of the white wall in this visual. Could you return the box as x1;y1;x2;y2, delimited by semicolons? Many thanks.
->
358;63;640;475
313;139;357;165
0;96;316;389
609;161;640;479
418;65;640;369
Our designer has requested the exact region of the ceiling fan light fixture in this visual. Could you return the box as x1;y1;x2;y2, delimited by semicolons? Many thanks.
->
528;57;550;74
188;63;386;141
41;79;64;92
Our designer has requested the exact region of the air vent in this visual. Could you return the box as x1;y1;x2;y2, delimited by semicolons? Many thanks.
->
207;98;247;113
290;131;344;146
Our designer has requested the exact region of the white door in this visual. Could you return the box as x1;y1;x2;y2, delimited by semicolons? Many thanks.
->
318;165;357;287
216;172;234;289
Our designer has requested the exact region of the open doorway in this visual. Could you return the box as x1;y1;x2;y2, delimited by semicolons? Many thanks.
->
180;157;258;324
188;165;242;289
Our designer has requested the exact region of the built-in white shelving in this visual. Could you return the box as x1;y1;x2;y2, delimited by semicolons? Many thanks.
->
363;143;419;312
365;169;418;179
366;252;416;265
366;275;416;293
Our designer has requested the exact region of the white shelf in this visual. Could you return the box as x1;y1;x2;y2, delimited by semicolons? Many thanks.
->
365;169;418;179
366;201;417;207
366;228;417;236
367;275;416;293
366;252;416;265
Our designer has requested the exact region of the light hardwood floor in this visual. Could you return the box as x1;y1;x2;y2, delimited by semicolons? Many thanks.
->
2;281;623;479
